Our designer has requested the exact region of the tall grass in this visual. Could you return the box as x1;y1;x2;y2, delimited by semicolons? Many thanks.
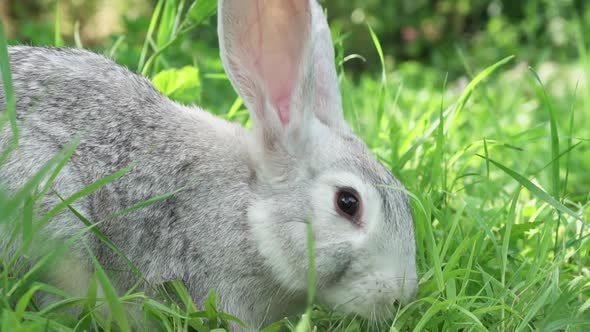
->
1;0;589;331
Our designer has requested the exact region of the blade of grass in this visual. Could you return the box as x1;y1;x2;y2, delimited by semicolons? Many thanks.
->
528;68;560;199
0;21;19;148
1;139;80;219
14;284;42;322
432;73;448;197
172;0;187;37
420;196;444;292
367;24;387;135
531;142;582;177
73;21;83;48
105;186;184;221
107;36;126;58
501;188;521;330
55;191;143;278
138;0;164;72
54;1;64;47
76;273;99;332
35;162;137;231
563;81;579;197
187;0;217;25
397;56;514;170
483;138;490;180
305;216;316;309
37;137;80;202
294;216;316;332
21;194;34;252
156;0;177;50
454;55;515;118
7;242;69;298
142;0;215;76
223;96;243;120
515;278;554;332
56;186;184;278
89;247;131;332
479;155;586;225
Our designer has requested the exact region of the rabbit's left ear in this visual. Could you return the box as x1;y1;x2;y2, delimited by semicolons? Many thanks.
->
307;1;347;130
218;0;348;145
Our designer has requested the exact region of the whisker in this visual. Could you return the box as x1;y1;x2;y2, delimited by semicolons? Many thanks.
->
258;286;284;330
382;304;399;330
329;315;343;332
332;294;362;312
345;313;359;332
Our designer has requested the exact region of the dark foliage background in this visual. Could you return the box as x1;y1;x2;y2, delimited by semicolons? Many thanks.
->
2;0;589;76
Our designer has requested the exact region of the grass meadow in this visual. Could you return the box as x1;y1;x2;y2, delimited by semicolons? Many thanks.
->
1;0;589;331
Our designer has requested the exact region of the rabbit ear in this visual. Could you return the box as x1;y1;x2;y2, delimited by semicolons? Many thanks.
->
218;0;348;146
307;1;347;130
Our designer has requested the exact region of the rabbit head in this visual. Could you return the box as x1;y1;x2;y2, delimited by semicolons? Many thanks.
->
218;0;417;319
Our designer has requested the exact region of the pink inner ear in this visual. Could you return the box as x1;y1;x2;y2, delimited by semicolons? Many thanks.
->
252;0;309;126
275;97;291;125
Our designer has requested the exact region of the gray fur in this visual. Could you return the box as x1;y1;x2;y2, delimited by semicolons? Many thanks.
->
0;0;417;330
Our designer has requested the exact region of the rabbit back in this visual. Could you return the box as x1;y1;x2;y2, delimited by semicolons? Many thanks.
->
0;46;259;297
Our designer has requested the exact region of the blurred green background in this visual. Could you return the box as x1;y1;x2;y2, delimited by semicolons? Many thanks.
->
2;0;589;77
2;1;589;330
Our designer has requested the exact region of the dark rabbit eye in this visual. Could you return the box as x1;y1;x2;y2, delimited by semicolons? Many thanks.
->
335;188;361;221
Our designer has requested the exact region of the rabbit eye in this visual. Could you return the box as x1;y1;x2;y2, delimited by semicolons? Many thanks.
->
335;188;361;221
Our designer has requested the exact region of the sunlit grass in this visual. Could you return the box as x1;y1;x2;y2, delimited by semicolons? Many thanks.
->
1;0;589;331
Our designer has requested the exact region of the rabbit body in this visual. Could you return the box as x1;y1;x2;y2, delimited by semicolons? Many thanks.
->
1;46;302;325
1;0;418;330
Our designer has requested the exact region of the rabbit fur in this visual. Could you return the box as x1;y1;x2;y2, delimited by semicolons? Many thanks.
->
0;0;418;330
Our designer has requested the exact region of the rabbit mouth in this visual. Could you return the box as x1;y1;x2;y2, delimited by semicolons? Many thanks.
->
318;273;418;318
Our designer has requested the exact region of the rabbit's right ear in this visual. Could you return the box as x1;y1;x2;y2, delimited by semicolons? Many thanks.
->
218;0;312;144
219;0;350;165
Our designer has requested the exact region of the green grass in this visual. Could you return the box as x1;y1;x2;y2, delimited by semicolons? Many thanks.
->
1;1;589;331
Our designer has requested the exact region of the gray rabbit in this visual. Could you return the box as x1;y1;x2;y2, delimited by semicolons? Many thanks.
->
0;0;417;330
